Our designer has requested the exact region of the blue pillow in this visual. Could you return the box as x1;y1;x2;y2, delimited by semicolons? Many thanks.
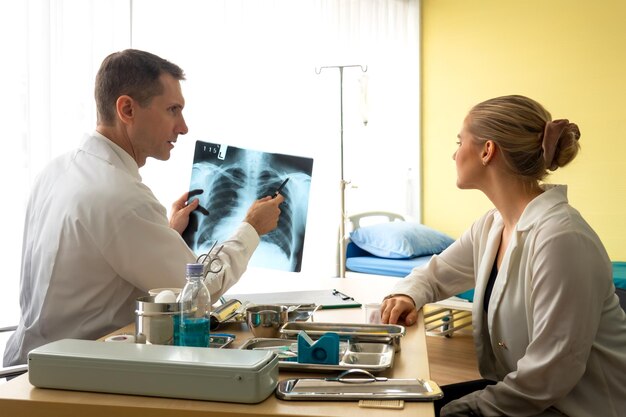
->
612;262;626;290
349;221;455;259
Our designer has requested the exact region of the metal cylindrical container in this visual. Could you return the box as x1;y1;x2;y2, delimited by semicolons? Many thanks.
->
246;305;289;338
135;296;190;345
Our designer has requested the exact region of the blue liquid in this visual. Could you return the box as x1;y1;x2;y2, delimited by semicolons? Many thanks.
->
179;317;210;347
173;315;181;346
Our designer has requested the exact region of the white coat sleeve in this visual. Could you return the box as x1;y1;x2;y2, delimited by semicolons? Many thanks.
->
389;224;478;309
202;222;260;301
101;204;197;291
101;202;259;299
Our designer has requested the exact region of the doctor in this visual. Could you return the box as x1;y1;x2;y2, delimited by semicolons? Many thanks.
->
381;95;626;416
4;49;284;367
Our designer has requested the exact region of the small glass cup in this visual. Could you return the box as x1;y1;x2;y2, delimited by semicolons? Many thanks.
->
364;302;382;324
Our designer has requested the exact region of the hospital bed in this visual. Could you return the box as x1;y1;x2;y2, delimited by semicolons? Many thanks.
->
342;211;473;337
342;212;626;337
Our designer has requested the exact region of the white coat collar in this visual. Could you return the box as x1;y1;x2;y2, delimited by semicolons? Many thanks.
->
516;184;568;231
486;185;568;234
472;215;503;326
80;131;142;181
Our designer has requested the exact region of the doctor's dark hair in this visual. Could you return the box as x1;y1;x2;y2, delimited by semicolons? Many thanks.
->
467;95;580;181
94;49;186;125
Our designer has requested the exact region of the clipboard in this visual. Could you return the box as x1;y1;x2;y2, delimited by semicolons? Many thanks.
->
225;289;361;309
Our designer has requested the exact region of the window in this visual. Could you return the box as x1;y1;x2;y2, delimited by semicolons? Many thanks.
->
2;0;420;326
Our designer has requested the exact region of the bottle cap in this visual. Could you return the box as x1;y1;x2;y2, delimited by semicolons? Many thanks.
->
186;263;204;275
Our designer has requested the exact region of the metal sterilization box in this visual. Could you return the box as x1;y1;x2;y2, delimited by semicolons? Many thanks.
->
28;339;279;403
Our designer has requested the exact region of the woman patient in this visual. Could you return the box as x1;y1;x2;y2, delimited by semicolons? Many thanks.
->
381;95;626;417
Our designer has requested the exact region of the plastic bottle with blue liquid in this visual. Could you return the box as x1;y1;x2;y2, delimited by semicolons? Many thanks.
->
178;263;211;347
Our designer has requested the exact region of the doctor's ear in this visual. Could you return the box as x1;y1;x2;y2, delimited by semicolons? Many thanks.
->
116;95;135;124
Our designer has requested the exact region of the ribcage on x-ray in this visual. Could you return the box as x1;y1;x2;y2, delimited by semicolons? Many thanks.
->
185;151;310;271
257;170;294;263
198;167;247;243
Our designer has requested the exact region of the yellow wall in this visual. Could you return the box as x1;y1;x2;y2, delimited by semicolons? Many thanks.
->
421;0;626;260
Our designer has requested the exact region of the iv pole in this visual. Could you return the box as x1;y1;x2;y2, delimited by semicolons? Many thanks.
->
316;64;368;278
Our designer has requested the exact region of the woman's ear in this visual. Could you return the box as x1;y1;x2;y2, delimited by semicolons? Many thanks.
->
482;140;496;165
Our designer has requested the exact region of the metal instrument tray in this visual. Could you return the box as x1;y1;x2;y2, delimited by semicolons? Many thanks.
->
279;322;406;352
209;334;235;349
239;338;394;373
221;303;318;326
275;369;443;401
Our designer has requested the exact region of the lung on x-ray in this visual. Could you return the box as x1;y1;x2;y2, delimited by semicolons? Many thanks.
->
182;140;314;272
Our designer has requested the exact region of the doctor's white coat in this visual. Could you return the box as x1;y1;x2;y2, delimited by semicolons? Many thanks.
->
4;132;260;366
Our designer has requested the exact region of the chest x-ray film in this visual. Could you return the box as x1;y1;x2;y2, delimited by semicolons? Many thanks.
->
182;140;314;272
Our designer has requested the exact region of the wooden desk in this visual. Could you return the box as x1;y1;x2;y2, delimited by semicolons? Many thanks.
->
0;272;434;417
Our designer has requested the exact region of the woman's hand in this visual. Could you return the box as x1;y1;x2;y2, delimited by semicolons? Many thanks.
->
380;294;418;326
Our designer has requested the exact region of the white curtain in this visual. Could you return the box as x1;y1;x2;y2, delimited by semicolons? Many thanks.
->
1;0;420;325
0;0;130;328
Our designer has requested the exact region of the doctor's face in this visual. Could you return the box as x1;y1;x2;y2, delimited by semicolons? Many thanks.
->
130;73;189;167
453;116;485;190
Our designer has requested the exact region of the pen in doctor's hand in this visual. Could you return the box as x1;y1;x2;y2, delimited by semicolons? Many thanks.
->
273;177;290;198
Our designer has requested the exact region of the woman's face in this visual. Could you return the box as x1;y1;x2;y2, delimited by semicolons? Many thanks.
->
453;116;485;190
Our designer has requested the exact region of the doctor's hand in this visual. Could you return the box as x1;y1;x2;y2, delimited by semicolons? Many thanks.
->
244;194;284;236
381;295;418;326
169;190;206;235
